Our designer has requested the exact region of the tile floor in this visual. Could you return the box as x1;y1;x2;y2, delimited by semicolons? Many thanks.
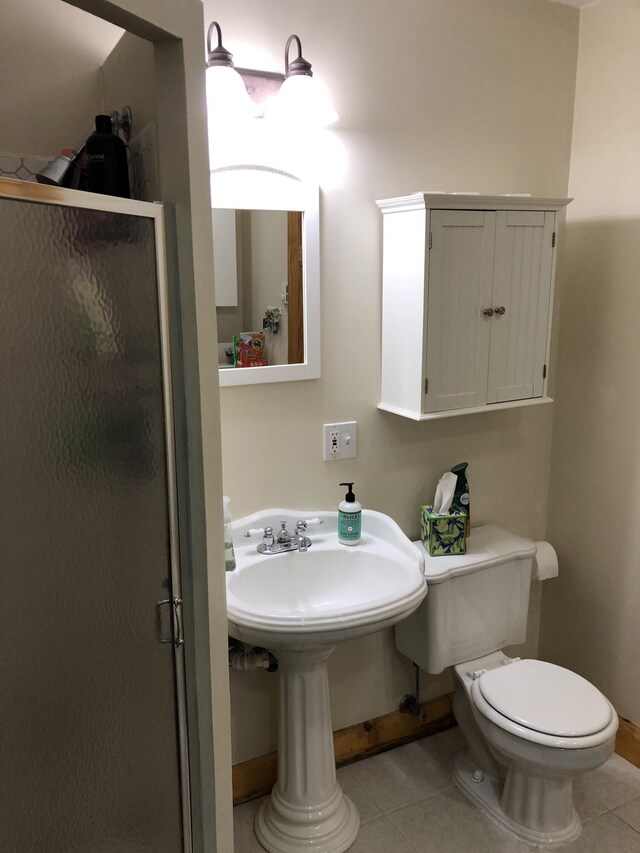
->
234;727;640;852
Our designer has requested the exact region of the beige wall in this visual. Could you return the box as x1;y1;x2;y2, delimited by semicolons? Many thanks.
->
100;31;157;136
0;0;121;157
540;0;640;724
207;0;581;763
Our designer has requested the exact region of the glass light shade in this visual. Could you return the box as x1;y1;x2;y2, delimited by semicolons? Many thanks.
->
266;75;338;128
206;65;259;121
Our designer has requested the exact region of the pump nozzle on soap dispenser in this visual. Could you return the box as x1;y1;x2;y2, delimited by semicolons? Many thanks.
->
338;482;362;545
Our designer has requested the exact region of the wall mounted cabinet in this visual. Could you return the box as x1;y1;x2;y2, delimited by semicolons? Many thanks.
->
376;194;571;420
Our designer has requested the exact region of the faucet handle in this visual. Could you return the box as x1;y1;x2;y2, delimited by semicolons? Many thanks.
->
295;520;307;535
263;526;275;548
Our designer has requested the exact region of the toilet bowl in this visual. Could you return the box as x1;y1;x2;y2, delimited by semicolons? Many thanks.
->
453;651;618;845
394;526;619;846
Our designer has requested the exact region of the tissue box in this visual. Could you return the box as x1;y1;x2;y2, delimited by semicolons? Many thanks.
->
420;505;467;556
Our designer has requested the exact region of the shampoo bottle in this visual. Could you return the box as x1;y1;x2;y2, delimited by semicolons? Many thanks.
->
86;114;131;198
223;496;236;571
338;482;361;545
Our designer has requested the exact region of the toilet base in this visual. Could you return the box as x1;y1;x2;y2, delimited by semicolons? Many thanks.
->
453;750;582;847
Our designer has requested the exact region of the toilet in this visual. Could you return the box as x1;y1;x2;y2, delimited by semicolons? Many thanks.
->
395;526;618;846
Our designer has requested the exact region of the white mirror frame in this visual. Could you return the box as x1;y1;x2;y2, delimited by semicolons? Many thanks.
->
212;165;320;386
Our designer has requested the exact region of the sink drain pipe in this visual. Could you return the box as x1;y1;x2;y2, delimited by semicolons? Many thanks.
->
399;662;427;722
228;638;278;673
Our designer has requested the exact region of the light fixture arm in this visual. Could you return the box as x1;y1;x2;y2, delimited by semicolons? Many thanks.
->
207;21;235;68
284;34;313;77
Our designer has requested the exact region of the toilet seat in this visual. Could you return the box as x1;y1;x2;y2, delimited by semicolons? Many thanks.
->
470;659;617;749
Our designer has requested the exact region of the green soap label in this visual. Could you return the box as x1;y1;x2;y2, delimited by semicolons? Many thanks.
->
339;510;361;540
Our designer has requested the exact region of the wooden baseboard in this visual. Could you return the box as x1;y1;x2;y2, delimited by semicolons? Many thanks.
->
233;752;278;807
616;716;640;768
232;693;455;806
232;701;640;805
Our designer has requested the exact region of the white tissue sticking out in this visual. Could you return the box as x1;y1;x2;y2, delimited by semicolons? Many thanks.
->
533;541;559;580
433;472;458;515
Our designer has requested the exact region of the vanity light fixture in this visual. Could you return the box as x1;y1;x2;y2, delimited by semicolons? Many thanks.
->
266;34;339;128
205;22;338;128
205;21;259;120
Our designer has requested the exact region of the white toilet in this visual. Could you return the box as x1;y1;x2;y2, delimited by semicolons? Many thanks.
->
395;526;618;846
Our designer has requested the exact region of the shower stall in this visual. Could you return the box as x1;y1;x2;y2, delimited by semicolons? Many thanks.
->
0;177;191;852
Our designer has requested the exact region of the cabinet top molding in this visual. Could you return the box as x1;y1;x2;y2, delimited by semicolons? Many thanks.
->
376;194;573;214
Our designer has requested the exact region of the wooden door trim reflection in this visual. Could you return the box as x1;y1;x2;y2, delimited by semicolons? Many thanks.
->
287;211;304;364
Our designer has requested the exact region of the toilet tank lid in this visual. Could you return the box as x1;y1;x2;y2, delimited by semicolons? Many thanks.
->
414;525;536;583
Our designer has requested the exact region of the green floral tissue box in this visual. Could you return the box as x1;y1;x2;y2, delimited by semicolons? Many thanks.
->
420;505;467;556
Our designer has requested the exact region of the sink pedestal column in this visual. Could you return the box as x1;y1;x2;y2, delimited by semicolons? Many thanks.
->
255;645;359;853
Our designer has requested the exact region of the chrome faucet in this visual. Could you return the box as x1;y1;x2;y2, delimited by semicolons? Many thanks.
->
277;520;294;544
256;520;312;555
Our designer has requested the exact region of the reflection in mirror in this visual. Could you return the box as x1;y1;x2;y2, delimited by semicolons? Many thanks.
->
212;165;319;387
214;209;303;368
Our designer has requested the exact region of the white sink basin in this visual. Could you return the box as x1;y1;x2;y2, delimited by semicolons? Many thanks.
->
226;508;426;853
227;508;426;648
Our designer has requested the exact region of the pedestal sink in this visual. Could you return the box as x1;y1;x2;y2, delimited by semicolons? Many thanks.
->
226;509;426;853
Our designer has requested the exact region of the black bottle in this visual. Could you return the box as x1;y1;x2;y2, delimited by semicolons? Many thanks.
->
86;114;130;198
451;462;470;536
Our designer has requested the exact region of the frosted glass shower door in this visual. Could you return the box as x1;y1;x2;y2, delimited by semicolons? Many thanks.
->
0;179;189;853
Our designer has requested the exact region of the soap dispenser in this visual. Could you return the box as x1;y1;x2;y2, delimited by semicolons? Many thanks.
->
338;482;362;545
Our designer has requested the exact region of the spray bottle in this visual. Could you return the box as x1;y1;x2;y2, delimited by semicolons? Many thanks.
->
450;462;470;537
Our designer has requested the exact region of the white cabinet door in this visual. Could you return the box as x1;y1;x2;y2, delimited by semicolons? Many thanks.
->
426;210;495;412
487;210;555;403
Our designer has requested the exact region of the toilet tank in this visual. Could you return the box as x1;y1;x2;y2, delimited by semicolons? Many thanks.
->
395;526;537;674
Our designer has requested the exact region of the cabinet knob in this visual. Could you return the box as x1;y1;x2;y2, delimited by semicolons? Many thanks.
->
494;306;506;315
483;307;494;317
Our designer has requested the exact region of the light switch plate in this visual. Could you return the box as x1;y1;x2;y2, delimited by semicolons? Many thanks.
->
323;421;357;461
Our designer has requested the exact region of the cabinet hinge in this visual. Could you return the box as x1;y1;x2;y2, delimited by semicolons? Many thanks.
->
552;232;556;248
543;364;547;379
428;231;432;250
424;378;429;394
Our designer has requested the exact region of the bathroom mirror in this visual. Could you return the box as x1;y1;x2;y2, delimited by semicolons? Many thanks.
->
211;165;320;386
